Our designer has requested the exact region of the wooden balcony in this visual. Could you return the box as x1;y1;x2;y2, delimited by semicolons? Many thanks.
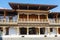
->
0;18;48;24
18;19;48;23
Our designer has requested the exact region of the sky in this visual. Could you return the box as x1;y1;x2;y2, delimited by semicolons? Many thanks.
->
0;0;60;12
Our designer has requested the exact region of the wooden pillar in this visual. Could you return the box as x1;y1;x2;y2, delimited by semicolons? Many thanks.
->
38;6;40;10
27;6;29;10
27;14;29;21
3;27;6;35
38;27;40;35
46;14;48;20
4;11;6;22
17;12;19;22
54;13;58;23
56;13;58;23
56;13;58;18
4;11;6;18
47;7;49;10
27;27;29;35
38;14;40;21
48;27;50;35
57;27;58;35
17;27;19;35
17;4;19;9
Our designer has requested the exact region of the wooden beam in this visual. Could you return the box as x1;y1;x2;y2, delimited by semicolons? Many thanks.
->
16;10;49;13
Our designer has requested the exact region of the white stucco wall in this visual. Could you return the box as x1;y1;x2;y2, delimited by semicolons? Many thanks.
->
9;27;17;35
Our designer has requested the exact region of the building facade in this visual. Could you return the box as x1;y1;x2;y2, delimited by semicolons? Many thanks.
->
0;2;60;40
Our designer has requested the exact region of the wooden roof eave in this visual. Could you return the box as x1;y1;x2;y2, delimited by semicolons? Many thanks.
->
0;9;16;12
9;2;57;10
50;12;60;14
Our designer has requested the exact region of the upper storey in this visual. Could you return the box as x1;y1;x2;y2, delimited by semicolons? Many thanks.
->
9;2;57;10
0;2;59;25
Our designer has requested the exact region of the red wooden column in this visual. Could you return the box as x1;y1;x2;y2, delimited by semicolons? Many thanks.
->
55;13;58;23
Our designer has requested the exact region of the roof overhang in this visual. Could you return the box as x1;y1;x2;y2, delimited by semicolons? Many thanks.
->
50;12;60;14
9;2;57;10
0;9;15;12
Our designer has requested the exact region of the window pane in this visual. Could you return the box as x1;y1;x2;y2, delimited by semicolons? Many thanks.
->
29;28;36;34
40;28;45;34
20;28;27;35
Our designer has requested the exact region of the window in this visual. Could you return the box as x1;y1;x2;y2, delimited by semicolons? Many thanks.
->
13;15;17;22
29;27;36;34
29;14;38;19
50;28;53;32
40;28;45;34
6;27;9;35
48;14;56;18
6;12;17;22
19;14;27;19
40;15;47;19
58;28;60;34
20;27;27;35
0;27;3;36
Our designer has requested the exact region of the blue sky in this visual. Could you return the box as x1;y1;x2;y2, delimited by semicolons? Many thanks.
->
0;0;60;12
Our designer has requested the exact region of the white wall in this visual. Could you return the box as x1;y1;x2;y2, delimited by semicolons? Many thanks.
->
9;27;17;35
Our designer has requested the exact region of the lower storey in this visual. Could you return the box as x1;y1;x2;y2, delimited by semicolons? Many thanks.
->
0;26;60;37
0;26;60;40
1;36;60;40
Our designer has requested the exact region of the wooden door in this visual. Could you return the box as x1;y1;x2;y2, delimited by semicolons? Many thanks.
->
58;28;60;34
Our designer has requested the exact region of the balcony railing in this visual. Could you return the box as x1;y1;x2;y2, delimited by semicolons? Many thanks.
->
49;18;60;25
0;18;48;24
0;19;17;24
56;19;60;23
0;16;5;24
49;19;55;23
0;19;5;22
5;19;17;24
18;19;48;23
40;19;48;23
